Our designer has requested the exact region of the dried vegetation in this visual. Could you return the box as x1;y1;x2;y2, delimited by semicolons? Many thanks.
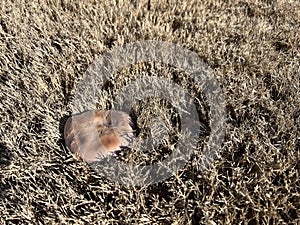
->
0;0;299;224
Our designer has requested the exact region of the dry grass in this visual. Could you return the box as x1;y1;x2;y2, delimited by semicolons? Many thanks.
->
0;0;299;224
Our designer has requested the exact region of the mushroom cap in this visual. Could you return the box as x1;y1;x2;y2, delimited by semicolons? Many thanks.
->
64;110;133;163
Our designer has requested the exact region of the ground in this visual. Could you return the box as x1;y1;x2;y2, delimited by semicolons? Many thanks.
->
0;0;299;224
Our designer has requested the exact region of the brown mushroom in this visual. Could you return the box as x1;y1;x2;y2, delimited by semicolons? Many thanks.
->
64;110;133;163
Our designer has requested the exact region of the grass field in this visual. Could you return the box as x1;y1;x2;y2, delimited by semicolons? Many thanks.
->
0;0;299;224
